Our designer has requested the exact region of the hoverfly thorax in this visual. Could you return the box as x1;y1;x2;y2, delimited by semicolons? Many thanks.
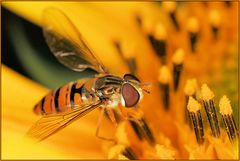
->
94;75;123;107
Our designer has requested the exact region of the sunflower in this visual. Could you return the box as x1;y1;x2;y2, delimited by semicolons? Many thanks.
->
1;1;239;160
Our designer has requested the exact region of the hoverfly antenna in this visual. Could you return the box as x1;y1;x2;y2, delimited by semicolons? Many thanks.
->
143;89;150;94
141;83;152;94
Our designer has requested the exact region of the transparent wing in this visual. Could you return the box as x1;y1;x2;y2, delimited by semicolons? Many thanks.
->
26;100;103;142
42;7;107;73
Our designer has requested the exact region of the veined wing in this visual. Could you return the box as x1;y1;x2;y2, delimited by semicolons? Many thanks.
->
42;7;107;73
27;100;103;142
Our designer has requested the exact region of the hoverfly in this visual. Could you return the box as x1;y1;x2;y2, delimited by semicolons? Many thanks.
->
27;8;148;142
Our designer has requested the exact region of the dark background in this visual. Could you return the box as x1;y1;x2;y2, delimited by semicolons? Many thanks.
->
2;7;93;88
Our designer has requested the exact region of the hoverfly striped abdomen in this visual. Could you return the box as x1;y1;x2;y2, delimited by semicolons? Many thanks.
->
34;81;98;115
34;90;56;115
70;82;84;108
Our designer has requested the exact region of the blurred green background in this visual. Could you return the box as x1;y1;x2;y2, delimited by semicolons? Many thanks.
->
2;7;95;89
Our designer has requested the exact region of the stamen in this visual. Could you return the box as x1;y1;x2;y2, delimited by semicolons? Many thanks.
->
155;23;167;41
184;79;198;126
158;66;171;85
114;40;137;74
162;1;179;30
201;84;220;137
129;120;144;140
126;58;137;75
114;106;155;147
184;79;198;97
187;97;204;145
108;144;137;160
209;9;221;39
122;146;138;160
219;95;233;115
122;40;137;74
187;17;199;53
219;95;238;143
172;48;185;91
128;111;156;146
201;84;214;101
149;23;167;64
158;66;171;110
188;97;201;113
143;18;154;36
121;40;137;60
139;117;156;146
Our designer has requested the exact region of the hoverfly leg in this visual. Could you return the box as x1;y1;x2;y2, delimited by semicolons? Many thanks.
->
95;107;116;143
105;108;119;127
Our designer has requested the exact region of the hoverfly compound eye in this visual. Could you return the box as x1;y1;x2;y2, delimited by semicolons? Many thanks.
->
124;74;140;82
121;83;140;107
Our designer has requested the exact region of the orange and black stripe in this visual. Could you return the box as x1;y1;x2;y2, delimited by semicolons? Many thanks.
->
70;82;84;108
34;81;85;115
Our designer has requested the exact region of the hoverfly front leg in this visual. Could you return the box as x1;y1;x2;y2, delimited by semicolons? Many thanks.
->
95;107;116;143
105;108;120;127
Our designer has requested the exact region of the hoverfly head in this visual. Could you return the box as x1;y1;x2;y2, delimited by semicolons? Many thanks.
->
121;74;143;108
